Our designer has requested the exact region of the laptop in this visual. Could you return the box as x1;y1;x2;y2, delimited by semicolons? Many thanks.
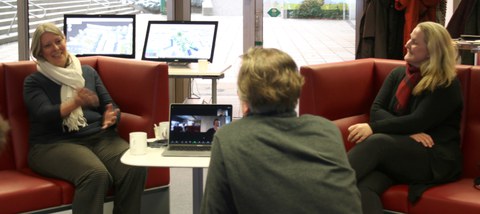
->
162;104;233;157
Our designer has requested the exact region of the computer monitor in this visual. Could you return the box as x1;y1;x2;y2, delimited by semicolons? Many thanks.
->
141;20;218;64
63;14;136;58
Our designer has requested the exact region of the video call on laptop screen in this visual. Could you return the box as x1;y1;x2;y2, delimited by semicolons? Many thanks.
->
169;105;232;145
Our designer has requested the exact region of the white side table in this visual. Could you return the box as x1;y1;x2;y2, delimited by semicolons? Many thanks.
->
121;146;210;214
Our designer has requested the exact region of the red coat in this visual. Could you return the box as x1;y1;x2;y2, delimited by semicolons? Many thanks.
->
395;0;440;53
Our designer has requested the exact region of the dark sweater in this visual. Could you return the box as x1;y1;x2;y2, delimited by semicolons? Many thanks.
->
201;112;361;214
23;65;118;145
369;66;463;200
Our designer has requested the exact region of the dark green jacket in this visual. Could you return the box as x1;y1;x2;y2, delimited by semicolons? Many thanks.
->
201;112;361;214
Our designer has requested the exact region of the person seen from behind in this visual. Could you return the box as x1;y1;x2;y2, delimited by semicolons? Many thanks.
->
201;47;362;214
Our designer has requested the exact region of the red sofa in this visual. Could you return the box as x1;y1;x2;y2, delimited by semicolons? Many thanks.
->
299;58;480;214
0;56;170;213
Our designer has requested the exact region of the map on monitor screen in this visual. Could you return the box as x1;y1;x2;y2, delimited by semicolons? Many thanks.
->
142;20;218;64
63;14;136;58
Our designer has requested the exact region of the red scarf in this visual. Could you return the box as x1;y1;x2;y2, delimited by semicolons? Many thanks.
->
395;64;421;113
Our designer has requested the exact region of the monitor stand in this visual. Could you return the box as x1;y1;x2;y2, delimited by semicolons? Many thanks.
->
167;62;191;68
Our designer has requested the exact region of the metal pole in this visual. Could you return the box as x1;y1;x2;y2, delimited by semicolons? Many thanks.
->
17;1;29;61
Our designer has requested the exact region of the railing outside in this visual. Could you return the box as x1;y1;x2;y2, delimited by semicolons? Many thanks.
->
1;0;47;35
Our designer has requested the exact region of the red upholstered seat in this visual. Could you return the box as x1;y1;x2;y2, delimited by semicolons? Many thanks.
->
0;56;170;212
300;58;480;213
0;170;62;213
409;179;480;214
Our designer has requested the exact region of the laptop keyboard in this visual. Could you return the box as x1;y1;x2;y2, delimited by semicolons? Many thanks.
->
169;146;211;151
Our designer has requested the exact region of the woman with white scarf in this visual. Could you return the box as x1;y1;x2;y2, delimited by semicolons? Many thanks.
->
24;23;147;214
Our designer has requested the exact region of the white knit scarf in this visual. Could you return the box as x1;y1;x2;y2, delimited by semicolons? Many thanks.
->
37;53;87;132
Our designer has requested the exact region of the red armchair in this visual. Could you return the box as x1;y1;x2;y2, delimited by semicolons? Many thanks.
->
0;56;170;213
299;58;480;214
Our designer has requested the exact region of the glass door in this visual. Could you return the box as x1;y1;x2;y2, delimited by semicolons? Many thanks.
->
262;0;356;67
189;0;243;117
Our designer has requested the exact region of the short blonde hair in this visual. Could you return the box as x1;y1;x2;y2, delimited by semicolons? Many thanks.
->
237;48;304;114
414;21;457;95
31;23;65;61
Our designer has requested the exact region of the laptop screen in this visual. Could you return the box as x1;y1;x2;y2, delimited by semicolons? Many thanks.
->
169;104;233;146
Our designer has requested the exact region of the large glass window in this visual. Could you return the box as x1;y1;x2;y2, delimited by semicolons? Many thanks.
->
0;0;355;65
0;0;168;62
188;0;243;117
0;0;21;62
189;0;356;117
0;0;356;108
263;0;356;67
191;0;242;66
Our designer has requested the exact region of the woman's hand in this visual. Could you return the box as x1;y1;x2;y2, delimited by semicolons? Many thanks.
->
102;103;120;129
61;88;99;117
410;132;434;148
75;88;99;107
348;123;373;144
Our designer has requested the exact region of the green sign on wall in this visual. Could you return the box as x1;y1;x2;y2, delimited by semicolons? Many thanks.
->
268;8;281;17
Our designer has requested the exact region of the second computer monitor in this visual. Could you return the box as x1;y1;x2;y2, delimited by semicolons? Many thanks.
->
141;20;218;64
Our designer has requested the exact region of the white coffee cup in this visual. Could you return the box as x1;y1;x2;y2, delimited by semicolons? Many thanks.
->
198;59;208;72
154;121;169;140
129;132;147;155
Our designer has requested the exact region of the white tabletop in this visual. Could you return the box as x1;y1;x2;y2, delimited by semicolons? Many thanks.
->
168;63;231;77
121;146;211;168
